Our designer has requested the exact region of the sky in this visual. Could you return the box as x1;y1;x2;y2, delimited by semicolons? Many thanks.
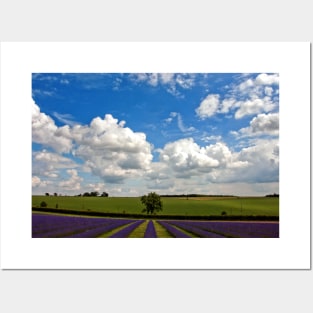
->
32;73;279;196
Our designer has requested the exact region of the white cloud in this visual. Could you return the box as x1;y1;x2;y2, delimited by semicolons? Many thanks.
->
34;150;76;166
32;176;41;187
151;137;278;189
32;176;49;188
236;139;279;182
32;150;78;179
201;135;222;143
71;114;153;183
32;101;72;153
129;73;195;97
234;97;276;119
264;86;273;96
249;113;279;135
159;73;175;84
175;74;195;89
177;114;195;133
195;94;220;119
59;169;82;191
164;117;173;123
166;112;195;133
33;103;154;185
53;112;77;126
220;98;237;114
206;139;279;184
238;78;254;91
147;73;158;86
232;113;279;138
195;73;279;120
255;73;279;85
159;138;220;177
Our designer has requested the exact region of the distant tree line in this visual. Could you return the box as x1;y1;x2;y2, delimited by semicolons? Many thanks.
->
265;193;279;197
45;192;58;196
45;191;109;197
160;194;235;198
76;191;109;197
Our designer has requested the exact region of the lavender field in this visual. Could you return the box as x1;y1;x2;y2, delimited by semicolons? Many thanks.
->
32;213;279;238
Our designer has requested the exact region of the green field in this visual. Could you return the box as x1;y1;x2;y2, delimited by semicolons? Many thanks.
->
32;195;279;217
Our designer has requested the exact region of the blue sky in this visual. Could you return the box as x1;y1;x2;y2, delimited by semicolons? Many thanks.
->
32;73;279;196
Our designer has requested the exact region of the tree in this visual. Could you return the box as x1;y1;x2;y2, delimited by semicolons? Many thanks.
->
101;191;109;197
40;201;47;208
140;192;163;215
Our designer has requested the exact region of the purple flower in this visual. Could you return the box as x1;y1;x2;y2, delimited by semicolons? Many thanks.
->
144;220;157;238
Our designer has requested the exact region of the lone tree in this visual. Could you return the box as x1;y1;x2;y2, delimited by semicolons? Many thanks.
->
140;192;163;215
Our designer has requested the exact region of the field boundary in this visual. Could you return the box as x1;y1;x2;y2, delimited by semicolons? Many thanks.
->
32;207;279;221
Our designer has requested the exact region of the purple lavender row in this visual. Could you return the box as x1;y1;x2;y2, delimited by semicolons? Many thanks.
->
157;221;191;238
32;214;110;235
67;219;134;238
181;221;279;238
168;221;226;238
32;214;114;237
144;220;157;238
32;214;134;238
200;221;279;238
32;214;86;234
110;220;145;238
33;220;112;238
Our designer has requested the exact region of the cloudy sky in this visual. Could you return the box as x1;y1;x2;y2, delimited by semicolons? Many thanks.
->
32;73;279;196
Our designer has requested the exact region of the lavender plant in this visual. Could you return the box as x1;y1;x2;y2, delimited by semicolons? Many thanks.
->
157;221;191;238
143;220;157;238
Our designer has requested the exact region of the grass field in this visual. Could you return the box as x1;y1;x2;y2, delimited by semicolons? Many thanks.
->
32;195;279;217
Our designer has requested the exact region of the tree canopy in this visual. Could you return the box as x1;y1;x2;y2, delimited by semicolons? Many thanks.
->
140;192;163;215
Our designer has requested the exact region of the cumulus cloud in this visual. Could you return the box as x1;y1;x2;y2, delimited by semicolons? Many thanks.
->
146;137;278;190
159;73;175;84
32;150;78;179
264;86;273;96
157;139;249;176
32;176;41;187
232;113;279;137
32;176;49;188
206;139;279;184
32;103;154;186
238;78;254;91
130;73;195;97
234;96;276;119
32;101;72;153
195;73;279;120
70;114;153;183
159;138;221;177
34;150;77;166
249;113;279;134
59;169;82;191
196;94;220;119
236;139;279;182
255;73;279;85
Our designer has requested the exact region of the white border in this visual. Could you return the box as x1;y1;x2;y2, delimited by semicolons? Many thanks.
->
0;42;310;269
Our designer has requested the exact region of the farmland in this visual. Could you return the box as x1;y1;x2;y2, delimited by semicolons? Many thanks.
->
32;195;279;217
32;213;279;238
32;195;279;237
